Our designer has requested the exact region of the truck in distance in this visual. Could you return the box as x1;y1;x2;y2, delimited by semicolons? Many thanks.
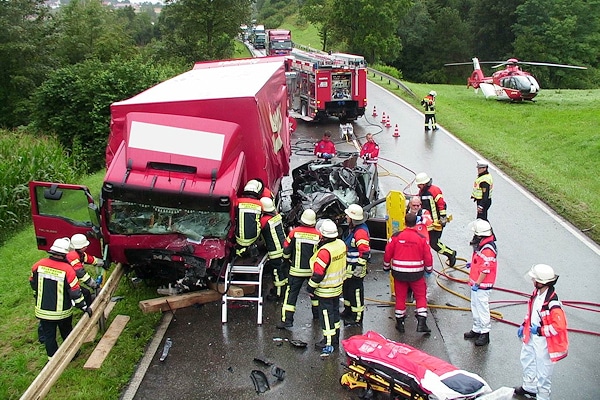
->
267;29;292;56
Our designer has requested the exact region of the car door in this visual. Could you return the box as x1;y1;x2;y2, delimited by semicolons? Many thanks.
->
29;181;103;258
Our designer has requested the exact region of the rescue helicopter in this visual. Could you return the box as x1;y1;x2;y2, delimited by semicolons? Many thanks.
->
445;57;587;101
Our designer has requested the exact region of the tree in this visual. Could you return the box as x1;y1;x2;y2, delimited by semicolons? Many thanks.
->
301;0;335;51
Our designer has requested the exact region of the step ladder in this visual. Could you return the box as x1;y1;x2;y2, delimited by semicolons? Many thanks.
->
221;253;268;325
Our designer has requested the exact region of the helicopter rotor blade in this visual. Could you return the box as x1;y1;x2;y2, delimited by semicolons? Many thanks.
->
445;61;506;67
517;61;587;69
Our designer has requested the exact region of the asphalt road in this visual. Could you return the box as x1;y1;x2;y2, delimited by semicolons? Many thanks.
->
124;82;600;400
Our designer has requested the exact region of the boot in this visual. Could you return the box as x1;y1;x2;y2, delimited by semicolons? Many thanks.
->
446;250;457;268
416;316;431;333
475;332;490;346
395;317;405;333
275;319;293;329
464;330;479;340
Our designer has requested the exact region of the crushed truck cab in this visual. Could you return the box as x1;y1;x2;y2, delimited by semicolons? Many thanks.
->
30;57;291;291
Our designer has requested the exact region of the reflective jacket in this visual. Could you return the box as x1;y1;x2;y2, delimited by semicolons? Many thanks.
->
314;140;336;157
472;171;493;201
283;225;321;277
383;227;433;282
418;184;447;230
67;249;100;287
421;95;435;114
522;288;569;362
359;141;380;164
343;222;371;278
235;197;262;247
469;236;497;289
30;256;86;320
260;212;285;259
308;239;347;298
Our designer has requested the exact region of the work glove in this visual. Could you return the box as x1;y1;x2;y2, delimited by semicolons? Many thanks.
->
352;264;364;278
316;152;322;158
87;278;98;289
517;325;524;339
96;258;105;268
465;263;471;269
425;271;432;278
471;283;480;292
439;216;448;227
383;263;390;272
531;325;541;336
82;306;93;318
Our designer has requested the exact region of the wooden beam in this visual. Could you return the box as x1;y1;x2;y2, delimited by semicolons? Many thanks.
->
83;315;130;370
83;299;120;343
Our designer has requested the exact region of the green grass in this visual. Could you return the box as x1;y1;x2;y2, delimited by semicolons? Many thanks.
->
279;15;322;51
373;78;600;243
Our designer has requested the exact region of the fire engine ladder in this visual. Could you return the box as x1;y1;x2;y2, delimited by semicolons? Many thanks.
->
221;253;268;325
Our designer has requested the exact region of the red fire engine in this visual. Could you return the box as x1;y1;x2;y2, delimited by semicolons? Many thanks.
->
285;50;367;122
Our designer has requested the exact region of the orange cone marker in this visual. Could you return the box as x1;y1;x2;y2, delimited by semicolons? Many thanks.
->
393;124;400;137
372;106;377;117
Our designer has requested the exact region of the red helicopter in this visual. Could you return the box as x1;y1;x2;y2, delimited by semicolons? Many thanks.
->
445;58;587;101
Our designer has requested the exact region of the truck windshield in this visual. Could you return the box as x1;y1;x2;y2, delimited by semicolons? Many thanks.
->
107;200;230;241
271;40;292;50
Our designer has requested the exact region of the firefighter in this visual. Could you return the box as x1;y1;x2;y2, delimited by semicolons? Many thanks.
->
67;233;106;306
235;180;263;257
515;264;568;400
248;178;274;200
30;237;92;359
314;130;336;160
421;90;438;131
259;197;287;301
341;204;371;326
383;213;433;334
463;219;497;346
359;133;379;165
471;159;493;221
276;209;321;329
307;219;346;357
416;172;457;267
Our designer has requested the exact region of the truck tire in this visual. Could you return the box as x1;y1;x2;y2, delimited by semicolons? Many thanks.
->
301;102;308;117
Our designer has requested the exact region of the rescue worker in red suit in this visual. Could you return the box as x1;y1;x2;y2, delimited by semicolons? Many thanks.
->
384;213;433;334
471;159;493;221
276;209;321;329
341;204;371;326
415;172;457;267
307;219;346;357
314;131;336;160
359;133;379;165
259;197;287;301
235;180;262;257
514;264;568;400
67;233;106;306
30;237;92;359
463;219;497;346
420;90;438;131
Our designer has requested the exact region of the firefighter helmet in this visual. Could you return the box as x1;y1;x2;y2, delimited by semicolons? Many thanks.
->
300;209;317;226
476;159;489;168
528;264;558;285
319;219;339;238
260;197;276;213
70;233;90;249
345;204;364;221
244;180;261;195
50;237;71;254
415;172;431;185
470;219;492;237
429;90;437;97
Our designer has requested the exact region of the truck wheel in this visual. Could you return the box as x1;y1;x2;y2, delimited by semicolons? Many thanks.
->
301;102;308;117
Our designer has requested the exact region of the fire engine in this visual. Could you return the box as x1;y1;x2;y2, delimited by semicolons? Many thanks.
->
285;50;367;122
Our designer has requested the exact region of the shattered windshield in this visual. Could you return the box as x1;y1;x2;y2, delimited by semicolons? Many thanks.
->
107;200;231;241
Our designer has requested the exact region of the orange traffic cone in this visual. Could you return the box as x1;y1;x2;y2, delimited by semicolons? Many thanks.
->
385;116;392;128
381;112;388;124
372;106;378;117
393;124;400;137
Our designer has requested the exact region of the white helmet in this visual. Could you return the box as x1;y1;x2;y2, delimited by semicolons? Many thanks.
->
300;209;317;226
344;204;364;221
469;219;492;237
50;237;71;254
260;197;275;212
243;180;261;195
429;90;437;97
415;172;430;185
528;264;558;284
71;233;90;250
319;219;339;238
476;159;489;168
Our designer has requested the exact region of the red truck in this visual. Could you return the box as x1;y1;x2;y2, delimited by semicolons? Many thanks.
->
286;50;367;122
29;57;292;291
267;29;292;56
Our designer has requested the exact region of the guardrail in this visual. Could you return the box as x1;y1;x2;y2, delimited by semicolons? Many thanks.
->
367;68;418;100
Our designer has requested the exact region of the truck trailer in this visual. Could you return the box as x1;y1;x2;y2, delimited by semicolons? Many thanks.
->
29;57;292;291
286;50;368;122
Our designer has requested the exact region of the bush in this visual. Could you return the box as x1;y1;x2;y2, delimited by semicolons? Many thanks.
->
0;129;78;245
371;64;403;80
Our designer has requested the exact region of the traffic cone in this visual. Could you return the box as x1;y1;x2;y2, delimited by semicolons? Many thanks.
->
385;116;392;128
393;124;400;137
381;112;386;124
372;106;377;117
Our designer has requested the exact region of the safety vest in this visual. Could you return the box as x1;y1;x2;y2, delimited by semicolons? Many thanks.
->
260;213;285;259
284;226;321;277
419;184;447;230
468;236;497;289
343;223;370;278
30;257;85;320
235;198;262;247
421;95;435;114
309;239;347;298
471;172;493;200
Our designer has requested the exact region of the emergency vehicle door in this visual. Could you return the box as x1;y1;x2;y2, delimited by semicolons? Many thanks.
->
29;181;103;258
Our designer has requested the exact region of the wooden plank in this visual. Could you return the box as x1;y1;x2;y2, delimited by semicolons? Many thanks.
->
207;282;256;297
82;299;120;343
83;315;130;370
138;290;221;313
